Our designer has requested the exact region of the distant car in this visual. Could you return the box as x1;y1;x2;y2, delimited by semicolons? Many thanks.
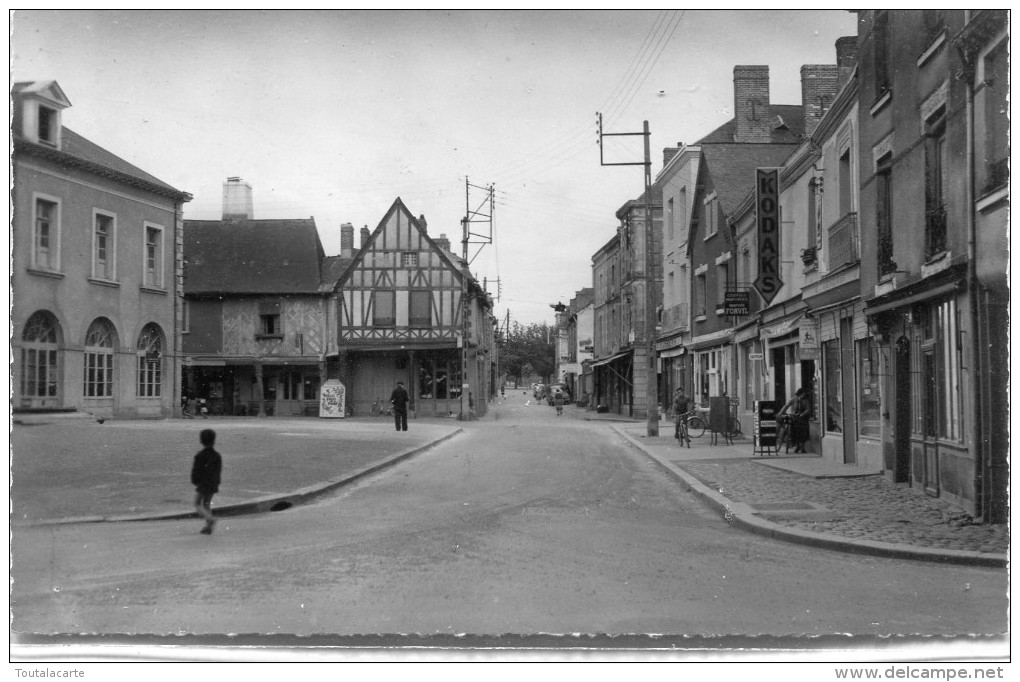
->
546;384;569;405
533;384;546;400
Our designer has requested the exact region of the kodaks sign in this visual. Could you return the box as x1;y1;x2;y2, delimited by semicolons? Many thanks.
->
754;168;783;306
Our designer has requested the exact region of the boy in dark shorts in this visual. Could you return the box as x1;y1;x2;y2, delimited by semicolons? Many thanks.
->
191;429;222;535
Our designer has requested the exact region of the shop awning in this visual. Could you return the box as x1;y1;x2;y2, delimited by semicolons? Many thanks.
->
590;349;632;368
761;314;803;340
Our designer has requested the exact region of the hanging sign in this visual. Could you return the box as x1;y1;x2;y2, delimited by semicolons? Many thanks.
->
754;168;783;306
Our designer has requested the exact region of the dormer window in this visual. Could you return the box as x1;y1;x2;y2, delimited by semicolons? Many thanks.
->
38;106;57;146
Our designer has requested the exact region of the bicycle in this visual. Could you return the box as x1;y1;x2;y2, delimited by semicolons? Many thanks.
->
674;411;692;447
370;398;393;417
776;414;794;453
686;412;707;438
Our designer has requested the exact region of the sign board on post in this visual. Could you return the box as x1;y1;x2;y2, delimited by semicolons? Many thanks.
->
754;168;783;306
800;316;820;360
753;400;779;456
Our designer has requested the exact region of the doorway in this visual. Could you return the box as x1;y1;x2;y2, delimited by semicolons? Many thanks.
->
893;336;912;483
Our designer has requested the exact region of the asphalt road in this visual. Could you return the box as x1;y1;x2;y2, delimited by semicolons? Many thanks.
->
11;397;1007;641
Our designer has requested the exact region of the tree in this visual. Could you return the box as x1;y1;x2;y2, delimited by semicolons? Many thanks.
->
499;321;555;385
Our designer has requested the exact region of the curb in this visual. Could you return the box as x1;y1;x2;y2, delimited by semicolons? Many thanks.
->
17;428;465;528
611;425;1006;568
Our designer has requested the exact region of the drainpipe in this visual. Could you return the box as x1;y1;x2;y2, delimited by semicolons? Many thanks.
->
960;24;985;521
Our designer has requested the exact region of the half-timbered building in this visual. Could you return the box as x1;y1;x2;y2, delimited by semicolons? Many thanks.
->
331;198;494;418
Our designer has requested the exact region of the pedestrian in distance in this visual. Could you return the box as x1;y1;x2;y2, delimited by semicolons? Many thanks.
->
672;387;691;447
779;388;812;453
183;394;197;419
390;380;410;431
553;391;564;416
191;428;222;535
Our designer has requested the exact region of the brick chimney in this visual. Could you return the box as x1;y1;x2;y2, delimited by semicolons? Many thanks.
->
733;65;771;143
801;64;838;137
222;177;254;220
663;146;681;168
340;222;354;258
835;36;859;90
360;226;371;249
434;233;452;254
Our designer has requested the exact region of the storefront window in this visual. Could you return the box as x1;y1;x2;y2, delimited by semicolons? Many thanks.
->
857;339;881;438
419;357;436;398
823;340;842;433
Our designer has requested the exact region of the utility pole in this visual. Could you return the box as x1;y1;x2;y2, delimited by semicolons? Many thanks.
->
597;113;659;437
460;177;495;420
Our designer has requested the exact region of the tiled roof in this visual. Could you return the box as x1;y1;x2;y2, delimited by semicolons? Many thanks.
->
700;143;799;216
697;104;805;144
13;127;190;200
319;255;354;291
184;219;327;295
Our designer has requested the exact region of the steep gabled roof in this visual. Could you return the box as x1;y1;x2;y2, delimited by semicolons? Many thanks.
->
319;255;354;292
184;218;326;295
334;197;486;298
700;143;799;216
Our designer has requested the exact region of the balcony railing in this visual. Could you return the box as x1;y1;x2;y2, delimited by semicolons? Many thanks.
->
827;212;858;271
660;302;689;332
925;206;947;258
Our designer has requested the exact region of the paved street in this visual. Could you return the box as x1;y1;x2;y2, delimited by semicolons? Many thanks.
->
11;399;1007;641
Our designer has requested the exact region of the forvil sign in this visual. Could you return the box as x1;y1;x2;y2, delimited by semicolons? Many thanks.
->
754;168;783;306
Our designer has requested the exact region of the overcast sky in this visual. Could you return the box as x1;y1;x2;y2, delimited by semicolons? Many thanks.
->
12;9;859;326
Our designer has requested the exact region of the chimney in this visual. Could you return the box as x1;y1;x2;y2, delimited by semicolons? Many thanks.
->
662;146;681;169
340;222;354;259
835;36;859;90
733;65;771;143
360;226;371;248
222;177;254;220
801;64;838;137
434;233;452;254
418;214;428;231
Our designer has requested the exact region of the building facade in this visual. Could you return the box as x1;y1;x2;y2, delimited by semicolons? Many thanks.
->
331;198;494;419
857;10;1008;520
182;179;342;417
12;81;192;419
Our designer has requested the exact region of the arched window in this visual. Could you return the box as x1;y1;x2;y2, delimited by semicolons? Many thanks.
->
20;311;60;400
136;323;164;397
84;318;117;398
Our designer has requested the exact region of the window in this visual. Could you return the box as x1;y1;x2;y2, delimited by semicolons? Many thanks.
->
806;180;819;256
920;299;962;441
984;41;1008;192
33;196;59;270
92;211;116;280
410;290;431;327
136;323;163;398
402;252;419;268
823;339;842;433
84;318;116;398
20;311;60;399
374;290;396;327
716;262;728;310
667;198;675;241
876;153;896;275
144;224;163;287
874;11;890;98
678;188;688;241
38;105;56;145
705;197;718;238
182;300;190;333
694;272;707;317
857;339;881;438
259;314;281;336
839;149;852;216
924;107;948;258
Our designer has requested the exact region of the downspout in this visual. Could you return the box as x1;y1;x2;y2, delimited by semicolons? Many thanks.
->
961;28;985;521
173;199;182;418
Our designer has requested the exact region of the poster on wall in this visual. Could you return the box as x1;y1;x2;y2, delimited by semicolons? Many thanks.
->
319;380;347;418
800;317;820;360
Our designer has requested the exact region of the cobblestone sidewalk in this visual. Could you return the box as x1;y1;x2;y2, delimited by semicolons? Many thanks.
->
675;459;1008;555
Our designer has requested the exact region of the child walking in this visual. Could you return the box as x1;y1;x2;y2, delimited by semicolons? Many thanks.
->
191;428;222;535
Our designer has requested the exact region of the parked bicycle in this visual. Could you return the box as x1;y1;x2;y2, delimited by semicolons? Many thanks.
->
370;397;393;417
775;414;794;453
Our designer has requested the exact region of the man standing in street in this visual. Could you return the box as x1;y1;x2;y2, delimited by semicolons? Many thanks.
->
390;380;410;431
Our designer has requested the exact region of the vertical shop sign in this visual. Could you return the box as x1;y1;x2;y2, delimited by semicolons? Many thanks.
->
754;168;783;305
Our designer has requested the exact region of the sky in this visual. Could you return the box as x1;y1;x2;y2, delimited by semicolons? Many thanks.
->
11;9;860;327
